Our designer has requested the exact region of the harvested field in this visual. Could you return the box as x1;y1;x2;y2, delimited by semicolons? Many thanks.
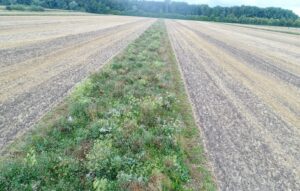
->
0;15;155;151
166;20;300;190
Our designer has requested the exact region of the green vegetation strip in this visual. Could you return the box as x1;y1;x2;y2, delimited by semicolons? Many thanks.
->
0;21;215;191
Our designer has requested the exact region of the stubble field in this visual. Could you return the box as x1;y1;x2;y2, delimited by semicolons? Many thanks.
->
166;20;300;190
0;15;155;151
1;13;299;190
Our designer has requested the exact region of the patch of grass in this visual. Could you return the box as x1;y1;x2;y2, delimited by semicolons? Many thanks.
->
0;21;216;190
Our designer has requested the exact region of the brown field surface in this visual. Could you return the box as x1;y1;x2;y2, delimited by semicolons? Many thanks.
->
166;20;300;190
0;15;155;151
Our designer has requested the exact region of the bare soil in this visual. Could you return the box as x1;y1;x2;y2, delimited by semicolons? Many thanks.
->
166;20;300;190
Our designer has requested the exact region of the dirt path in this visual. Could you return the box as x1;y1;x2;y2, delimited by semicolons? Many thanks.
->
166;20;300;190
0;16;155;152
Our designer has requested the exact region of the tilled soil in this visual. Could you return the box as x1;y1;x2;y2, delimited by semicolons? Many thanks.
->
0;16;155;152
166;20;300;190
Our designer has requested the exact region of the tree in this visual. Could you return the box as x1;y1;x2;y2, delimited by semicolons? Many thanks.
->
16;0;32;5
69;1;78;10
165;0;170;13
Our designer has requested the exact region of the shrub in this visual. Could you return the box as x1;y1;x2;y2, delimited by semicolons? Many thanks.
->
6;4;26;11
6;4;44;12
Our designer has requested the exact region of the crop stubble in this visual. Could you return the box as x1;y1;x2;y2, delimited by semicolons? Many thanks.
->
166;20;300;190
0;15;155;151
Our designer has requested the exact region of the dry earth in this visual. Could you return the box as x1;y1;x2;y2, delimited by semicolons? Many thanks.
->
0;15;155;152
166;20;300;190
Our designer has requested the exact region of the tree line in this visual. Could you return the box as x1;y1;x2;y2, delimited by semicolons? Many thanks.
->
1;0;300;27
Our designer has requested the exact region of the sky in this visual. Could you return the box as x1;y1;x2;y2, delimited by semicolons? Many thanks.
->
169;0;300;16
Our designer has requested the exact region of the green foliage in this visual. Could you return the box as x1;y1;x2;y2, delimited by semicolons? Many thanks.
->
0;21;215;190
6;4;25;10
6;4;44;11
69;0;78;10
93;178;109;191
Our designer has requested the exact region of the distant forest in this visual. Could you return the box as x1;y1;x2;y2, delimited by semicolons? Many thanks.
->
1;0;300;27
